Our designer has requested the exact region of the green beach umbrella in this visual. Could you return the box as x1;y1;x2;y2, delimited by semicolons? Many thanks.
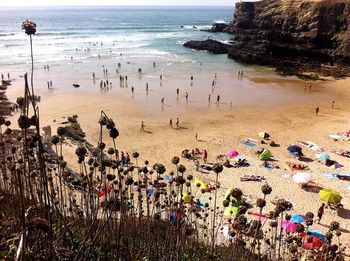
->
259;149;272;161
224;206;238;217
319;189;342;204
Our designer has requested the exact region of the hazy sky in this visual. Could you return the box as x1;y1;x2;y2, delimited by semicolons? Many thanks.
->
0;0;246;6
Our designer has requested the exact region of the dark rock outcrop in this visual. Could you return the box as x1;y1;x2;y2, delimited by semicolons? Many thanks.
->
204;23;229;33
183;39;230;54
226;0;350;77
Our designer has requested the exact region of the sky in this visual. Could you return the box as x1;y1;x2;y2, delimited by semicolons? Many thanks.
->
0;0;247;7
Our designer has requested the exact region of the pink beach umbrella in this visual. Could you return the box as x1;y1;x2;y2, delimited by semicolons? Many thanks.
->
227;150;239;158
281;220;297;233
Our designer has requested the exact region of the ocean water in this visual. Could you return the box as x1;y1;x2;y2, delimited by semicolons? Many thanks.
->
0;6;325;112
0;6;237;74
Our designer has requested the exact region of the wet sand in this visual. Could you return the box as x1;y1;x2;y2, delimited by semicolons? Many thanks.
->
6;73;350;247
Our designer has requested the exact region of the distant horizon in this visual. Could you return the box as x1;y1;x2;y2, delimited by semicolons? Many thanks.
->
0;0;256;7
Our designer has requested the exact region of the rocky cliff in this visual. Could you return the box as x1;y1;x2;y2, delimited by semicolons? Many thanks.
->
227;0;350;77
185;0;350;78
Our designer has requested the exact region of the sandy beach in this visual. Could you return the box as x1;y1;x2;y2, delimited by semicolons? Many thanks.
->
5;71;350;247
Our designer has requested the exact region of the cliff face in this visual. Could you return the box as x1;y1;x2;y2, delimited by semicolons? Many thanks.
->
227;0;350;77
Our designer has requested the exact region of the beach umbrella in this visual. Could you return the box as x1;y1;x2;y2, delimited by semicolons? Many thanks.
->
281;220;297;233
302;235;323;250
194;177;207;190
98;185;113;197
258;132;269;139
227;150;239;157
292;172;312;184
307;229;325;240
290;214;305;223
259;149;272;161
319;189;342;203
224;206;238;217
287;145;302;153
316;153;330;160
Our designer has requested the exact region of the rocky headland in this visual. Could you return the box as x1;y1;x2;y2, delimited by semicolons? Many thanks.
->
184;0;350;78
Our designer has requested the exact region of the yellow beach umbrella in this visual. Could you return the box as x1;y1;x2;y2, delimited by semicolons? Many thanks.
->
319;189;342;204
194;177;207;190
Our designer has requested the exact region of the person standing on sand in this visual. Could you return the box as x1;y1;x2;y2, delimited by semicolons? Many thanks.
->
47;81;50;89
160;75;163;81
332;100;335;109
140;121;145;132
217;94;220;103
169;118;173;127
208;94;211;103
309;83;312;91
185;92;188;102
131;86;134;94
92;72;95;79
190;75;193;82
146;82;149;90
203;150;208;163
1;74;3;80
161;97;164;104
212;80;215;87
50;81;52;88
7;73;10;80
316;203;325;223
195;132;198;141
176;118;179;128
176;88;179;95
153;62;156;68
315;106;319;115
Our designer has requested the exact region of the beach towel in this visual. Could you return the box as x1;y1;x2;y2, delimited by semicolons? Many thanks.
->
323;172;338;180
243;141;256;147
299;141;324;152
330;134;349;141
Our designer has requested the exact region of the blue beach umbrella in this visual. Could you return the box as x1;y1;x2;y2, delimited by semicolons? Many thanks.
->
290;214;305;223
307;229;325;240
287;145;302;153
316;153;330;160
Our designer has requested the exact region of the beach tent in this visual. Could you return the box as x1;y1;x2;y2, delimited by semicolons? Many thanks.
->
258;132;270;139
319;189;342;204
259;149;272;161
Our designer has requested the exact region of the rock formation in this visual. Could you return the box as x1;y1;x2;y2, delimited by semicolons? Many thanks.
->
183;39;231;54
184;0;350;78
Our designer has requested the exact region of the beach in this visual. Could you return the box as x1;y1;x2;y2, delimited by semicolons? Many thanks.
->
5;72;350;246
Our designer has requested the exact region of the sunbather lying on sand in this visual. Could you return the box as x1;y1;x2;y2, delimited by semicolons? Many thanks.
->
194;160;213;172
240;175;265;182
335;150;350;158
287;162;308;171
262;161;279;169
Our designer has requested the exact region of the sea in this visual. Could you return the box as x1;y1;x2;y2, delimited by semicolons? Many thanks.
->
0;6;238;75
0;6;324;111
